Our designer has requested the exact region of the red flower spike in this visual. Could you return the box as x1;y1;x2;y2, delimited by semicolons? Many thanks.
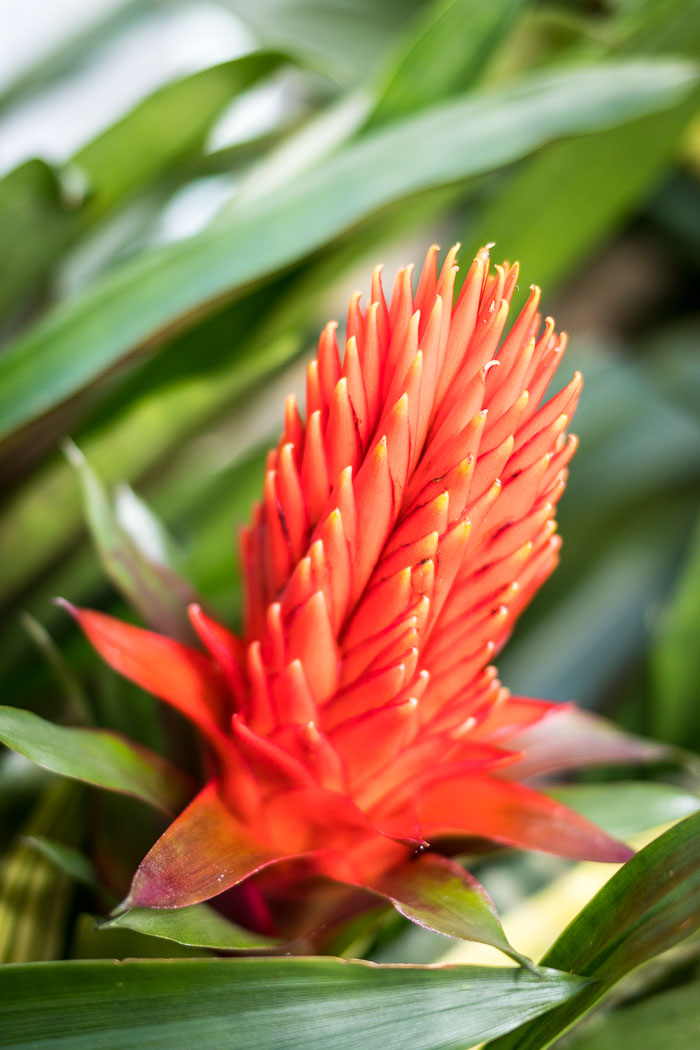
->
68;246;636;939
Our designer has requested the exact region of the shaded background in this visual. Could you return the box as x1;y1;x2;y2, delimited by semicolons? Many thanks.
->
0;0;699;987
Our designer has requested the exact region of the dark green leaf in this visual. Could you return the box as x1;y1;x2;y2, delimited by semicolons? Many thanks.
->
0;957;586;1050
564;978;700;1050
100;903;278;951
0;59;695;442
0;706;191;815
484;811;700;1049
650;512;700;748
22;837;100;890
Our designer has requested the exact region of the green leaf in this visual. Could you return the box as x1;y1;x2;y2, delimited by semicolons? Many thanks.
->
0;159;79;322
100;903;278;951
0;957;587;1050
650;512;700;748
564;978;700;1050
23;837;100;891
221;0;424;84
368;0;530;127
65;441;200;643
0;58;695;443
0;706;191;816
548;782;700;840
483;811;700;1050
375;852;535;969
72;53;287;223
0;782;84;964
0;55;286;324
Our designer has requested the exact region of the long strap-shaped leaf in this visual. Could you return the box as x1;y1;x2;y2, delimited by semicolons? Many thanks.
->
0;59;695;442
483;810;700;1050
0;956;586;1050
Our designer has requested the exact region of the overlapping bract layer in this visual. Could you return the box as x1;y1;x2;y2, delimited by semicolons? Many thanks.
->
70;246;631;917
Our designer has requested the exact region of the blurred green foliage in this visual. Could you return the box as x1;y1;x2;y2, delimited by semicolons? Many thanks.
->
0;0;699;1045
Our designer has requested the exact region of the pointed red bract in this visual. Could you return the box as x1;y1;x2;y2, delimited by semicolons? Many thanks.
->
68;246;633;929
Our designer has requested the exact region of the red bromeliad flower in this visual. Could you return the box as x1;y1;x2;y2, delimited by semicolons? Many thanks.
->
66;245;634;941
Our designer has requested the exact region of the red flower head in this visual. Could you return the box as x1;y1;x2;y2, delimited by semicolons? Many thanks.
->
68;245;632;938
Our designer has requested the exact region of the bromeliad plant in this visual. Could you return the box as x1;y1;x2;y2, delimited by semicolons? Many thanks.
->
59;245;638;946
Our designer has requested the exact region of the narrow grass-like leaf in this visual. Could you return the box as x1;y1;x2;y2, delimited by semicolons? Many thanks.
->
65;441;200;642
368;0;530;126
564;978;700;1050
0;956;586;1050
484;811;700;1049
0;706;191;815
0;59;695;441
650;512;700;748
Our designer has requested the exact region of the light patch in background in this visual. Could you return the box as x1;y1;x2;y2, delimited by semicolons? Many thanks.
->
0;1;254;174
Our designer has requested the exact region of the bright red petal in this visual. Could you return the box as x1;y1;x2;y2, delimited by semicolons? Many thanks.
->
61;603;228;742
125;782;288;908
418;773;633;863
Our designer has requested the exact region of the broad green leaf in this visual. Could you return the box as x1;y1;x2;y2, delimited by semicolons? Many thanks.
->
101;903;278;951
0;59;695;443
650;512;700;748
484;811;700;1050
564;978;700;1050
65;441;200;643
548;782;700;840
368;0;530;127
375;853;535;969
0;706;191;816
0;956;586;1050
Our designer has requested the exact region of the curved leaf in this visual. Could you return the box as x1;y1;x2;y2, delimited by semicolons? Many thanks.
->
0;59;695;441
0;956;586;1050
100;903;278;951
373;852;535;969
0;706;191;815
484;811;700;1049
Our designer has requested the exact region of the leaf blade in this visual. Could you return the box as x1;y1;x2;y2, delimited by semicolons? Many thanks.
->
0;956;587;1050
0;706;191;816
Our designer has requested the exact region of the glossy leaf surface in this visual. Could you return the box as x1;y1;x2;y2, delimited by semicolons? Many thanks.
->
0;957;586;1050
